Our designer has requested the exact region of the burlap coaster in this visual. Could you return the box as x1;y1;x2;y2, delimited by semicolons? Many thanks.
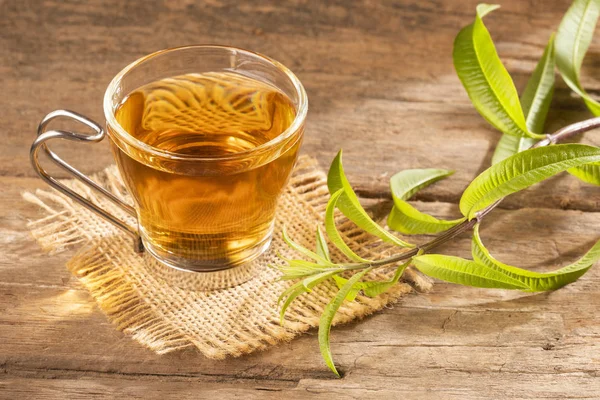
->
23;155;431;359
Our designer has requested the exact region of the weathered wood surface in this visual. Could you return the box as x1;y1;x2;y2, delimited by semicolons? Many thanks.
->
1;0;599;398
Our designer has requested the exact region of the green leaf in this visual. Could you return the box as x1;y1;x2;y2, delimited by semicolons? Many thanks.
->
492;134;538;165
555;0;600;185
569;162;600;185
331;263;407;300
453;4;543;139
302;270;342;290
315;226;331;263
387;209;464;237
332;275;362;301
472;224;599;291
412;254;529;290
277;259;328;280
460;144;600;219
278;270;341;325
387;169;466;234
327;150;414;248
556;0;600;116
362;263;408;297
278;284;305;319
325;190;371;262
319;267;372;377
521;34;556;134
492;34;555;164
281;225;334;266
389;169;454;201
278;281;309;325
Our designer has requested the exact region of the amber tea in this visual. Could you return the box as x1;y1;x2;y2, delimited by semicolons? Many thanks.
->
109;72;300;269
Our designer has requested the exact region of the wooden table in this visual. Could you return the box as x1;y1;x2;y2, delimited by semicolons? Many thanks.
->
2;1;599;398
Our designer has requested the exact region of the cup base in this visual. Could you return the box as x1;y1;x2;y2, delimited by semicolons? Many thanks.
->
141;227;273;290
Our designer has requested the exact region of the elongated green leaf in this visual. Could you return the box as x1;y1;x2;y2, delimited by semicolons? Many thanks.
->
278;282;307;324
521;34;556;134
277;259;328;280
389;206;464;235
328;151;414;248
492;134;538;165
325;190;371;262
345;286;361;302
362;264;406;297
492;34;555;164
390;169;454;200
278;270;340;325
453;4;542;139
569;162;600;185
319;268;371;377
387;169;465;234
302;270;341;290
332;275;362;301
557;0;600;185
472;224;600;291
460;144;600;219
332;274;347;290
412;254;529;289
282;225;334;266
315;226;331;263
556;0;600;116
332;263;407;300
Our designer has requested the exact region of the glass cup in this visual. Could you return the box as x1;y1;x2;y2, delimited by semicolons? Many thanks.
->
30;45;308;276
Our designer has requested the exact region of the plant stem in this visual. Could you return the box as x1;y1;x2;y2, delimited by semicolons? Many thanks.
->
346;116;600;271
535;116;600;146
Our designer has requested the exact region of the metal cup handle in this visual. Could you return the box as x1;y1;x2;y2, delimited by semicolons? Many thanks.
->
30;109;144;253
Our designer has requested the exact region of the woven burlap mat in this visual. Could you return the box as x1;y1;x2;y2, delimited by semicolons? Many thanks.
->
23;155;431;359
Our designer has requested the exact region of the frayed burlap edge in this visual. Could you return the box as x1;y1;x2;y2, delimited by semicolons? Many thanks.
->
23;155;432;359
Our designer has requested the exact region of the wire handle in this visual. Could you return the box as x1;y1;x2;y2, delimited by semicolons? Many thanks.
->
30;109;143;253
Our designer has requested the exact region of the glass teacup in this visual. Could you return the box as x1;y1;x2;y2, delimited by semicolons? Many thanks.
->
30;45;308;275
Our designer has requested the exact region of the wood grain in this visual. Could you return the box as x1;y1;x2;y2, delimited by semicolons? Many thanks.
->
1;0;599;398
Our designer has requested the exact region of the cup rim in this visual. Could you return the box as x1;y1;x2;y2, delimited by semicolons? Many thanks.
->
103;44;307;162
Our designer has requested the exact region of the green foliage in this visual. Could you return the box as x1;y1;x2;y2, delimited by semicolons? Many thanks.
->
460;144;600;219
332;275;362;301
390;168;453;200
319;268;372;377
276;258;329;280
325;190;371;262
492;35;556;164
453;4;543;139
520;34;557;133
315;226;331;263
412;254;529;289
568;162;600;185
333;262;409;299
277;1;600;378
556;0;600;115
328;151;414;248
281;225;334;266
472;224;600;291
492;135;538;165
278;270;341;325
555;0;600;183
387;169;465;234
